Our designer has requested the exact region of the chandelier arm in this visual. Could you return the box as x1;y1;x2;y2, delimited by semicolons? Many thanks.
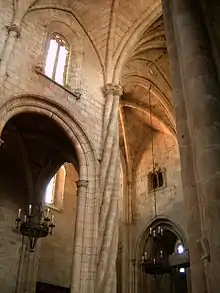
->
15;203;55;252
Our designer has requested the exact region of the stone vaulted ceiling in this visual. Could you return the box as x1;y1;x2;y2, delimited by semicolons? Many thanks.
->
25;0;174;172
28;0;162;76
119;16;175;173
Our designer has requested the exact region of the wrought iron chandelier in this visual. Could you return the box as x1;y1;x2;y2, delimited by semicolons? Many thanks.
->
148;87;162;240
141;227;170;276
140;88;168;280
15;204;55;252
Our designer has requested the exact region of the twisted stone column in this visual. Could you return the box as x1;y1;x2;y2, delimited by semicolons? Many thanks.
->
163;0;220;292
0;23;21;86
162;1;208;292
96;84;122;293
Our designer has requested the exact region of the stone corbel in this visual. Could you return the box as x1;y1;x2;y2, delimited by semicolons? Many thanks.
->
33;64;43;74
102;83;123;97
73;88;83;100
7;23;21;38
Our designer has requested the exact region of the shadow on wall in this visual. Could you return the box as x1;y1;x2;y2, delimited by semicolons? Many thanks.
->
0;132;28;292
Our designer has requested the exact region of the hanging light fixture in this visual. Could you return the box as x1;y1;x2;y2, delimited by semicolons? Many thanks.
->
15;204;55;252
140;87;170;282
148;86;163;239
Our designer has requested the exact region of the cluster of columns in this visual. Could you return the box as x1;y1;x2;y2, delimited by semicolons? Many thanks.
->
162;0;220;293
96;83;122;293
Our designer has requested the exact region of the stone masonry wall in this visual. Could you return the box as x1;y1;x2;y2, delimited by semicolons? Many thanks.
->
38;163;78;288
0;0;13;58
118;131;186;293
0;144;28;293
0;6;104;157
0;2;104;291
133;131;186;245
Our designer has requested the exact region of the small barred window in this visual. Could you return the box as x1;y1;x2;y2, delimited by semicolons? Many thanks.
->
148;168;165;192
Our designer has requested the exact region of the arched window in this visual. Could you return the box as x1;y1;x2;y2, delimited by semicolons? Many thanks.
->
45;165;66;210
45;33;69;85
148;167;166;192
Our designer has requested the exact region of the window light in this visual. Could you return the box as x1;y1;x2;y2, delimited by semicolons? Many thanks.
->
45;175;56;204
177;244;184;254
45;34;69;85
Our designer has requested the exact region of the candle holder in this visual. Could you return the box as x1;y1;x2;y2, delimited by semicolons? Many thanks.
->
15;205;55;252
149;225;164;239
140;251;170;275
140;226;169;291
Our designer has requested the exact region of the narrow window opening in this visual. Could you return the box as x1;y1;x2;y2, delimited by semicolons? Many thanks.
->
177;244;184;254
45;175;56;204
45;34;69;85
158;171;163;187
148;168;165;192
44;165;66;210
152;173;158;189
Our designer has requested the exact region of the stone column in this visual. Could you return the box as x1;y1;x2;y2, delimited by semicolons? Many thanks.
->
162;2;208;293
15;235;42;293
163;0;220;292
96;84;122;293
0;23;21;86
71;179;89;293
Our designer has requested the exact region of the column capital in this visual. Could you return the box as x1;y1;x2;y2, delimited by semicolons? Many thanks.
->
7;23;21;38
76;179;89;188
102;83;123;97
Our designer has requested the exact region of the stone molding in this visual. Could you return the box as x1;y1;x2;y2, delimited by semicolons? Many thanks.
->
7;23;21;38
77;179;89;188
103;83;123;97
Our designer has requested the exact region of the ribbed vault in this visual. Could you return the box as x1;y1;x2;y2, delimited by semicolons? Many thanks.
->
119;16;175;174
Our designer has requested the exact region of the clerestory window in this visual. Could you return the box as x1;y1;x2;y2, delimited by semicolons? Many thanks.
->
148;168;165;192
45;33;69;85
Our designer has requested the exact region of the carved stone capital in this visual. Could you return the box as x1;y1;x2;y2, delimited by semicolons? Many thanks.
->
77;179;89;189
7;24;21;38
103;83;123;97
